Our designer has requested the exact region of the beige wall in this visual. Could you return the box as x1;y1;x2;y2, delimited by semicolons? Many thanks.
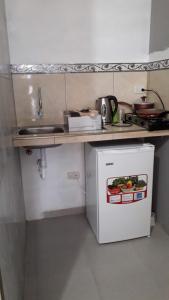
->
148;70;169;110
0;0;25;299
13;72;147;127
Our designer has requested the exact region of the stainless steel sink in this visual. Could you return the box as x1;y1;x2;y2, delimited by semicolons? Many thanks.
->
17;126;64;149
18;126;64;135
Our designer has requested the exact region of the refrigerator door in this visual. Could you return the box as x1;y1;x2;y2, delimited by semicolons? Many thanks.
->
97;145;154;243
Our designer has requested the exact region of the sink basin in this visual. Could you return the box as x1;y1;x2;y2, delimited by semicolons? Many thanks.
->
17;126;64;149
18;126;64;135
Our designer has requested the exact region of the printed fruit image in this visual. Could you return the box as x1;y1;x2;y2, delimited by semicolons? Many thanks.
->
111;177;126;187
108;185;121;195
126;180;132;189
135;180;147;190
108;175;147;193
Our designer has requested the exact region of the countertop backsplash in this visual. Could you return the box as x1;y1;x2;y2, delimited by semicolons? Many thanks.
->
12;71;147;127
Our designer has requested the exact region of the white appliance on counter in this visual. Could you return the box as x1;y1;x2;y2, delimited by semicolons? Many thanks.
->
64;111;102;132
85;142;155;244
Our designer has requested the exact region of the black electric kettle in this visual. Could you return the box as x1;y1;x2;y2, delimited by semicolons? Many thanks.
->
96;95;118;125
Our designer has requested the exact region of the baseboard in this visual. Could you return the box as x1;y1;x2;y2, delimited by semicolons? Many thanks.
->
43;206;85;219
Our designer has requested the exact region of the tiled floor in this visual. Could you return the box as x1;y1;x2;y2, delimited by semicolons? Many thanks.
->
24;215;169;300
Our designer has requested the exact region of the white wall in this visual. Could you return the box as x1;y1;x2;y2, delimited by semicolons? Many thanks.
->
149;0;169;61
150;48;169;61
5;0;151;64
20;144;85;220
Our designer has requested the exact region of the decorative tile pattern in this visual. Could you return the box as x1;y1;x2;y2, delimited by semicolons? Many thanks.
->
11;59;169;74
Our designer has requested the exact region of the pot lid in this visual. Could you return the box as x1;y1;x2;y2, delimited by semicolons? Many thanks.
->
134;96;154;105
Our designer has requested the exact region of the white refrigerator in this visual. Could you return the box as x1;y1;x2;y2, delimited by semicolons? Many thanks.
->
85;142;155;244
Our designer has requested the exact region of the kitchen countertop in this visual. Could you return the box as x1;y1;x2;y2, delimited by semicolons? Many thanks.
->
13;124;169;148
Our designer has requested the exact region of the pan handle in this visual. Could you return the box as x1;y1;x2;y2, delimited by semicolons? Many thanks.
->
118;101;133;110
158;110;169;118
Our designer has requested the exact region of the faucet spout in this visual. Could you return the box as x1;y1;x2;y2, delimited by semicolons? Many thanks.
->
37;87;43;119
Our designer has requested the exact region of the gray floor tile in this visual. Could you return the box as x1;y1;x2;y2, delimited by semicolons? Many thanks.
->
24;215;169;300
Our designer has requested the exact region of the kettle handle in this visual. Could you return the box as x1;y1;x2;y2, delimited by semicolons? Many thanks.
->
107;95;118;118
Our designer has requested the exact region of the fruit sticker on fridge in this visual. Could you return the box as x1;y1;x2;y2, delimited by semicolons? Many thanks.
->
107;175;147;204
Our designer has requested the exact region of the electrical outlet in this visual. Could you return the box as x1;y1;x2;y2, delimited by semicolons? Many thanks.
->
134;85;145;94
67;171;80;180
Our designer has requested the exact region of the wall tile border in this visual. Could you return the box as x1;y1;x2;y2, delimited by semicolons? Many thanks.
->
10;59;169;74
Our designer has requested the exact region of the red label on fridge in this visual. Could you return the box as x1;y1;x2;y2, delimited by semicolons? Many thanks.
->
107;174;148;204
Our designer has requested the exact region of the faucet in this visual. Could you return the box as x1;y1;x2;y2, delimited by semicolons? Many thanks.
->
37;87;43;119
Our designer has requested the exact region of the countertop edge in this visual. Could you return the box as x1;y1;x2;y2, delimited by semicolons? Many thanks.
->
13;128;169;148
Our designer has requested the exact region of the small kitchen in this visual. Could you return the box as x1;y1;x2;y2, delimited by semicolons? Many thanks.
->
1;0;169;300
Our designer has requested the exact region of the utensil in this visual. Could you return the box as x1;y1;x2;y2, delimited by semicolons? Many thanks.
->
96;95;118;124
141;88;165;110
133;96;154;111
135;108;167;119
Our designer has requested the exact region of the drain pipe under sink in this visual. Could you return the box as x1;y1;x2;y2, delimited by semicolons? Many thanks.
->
37;148;47;179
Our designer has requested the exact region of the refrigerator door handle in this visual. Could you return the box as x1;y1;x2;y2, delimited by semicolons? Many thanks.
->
101;148;153;155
